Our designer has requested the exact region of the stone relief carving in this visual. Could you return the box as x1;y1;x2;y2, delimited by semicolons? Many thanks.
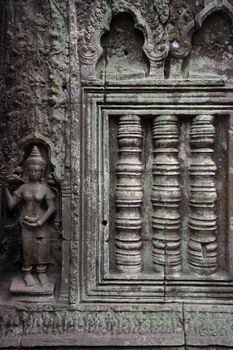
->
3;145;60;295
0;0;69;301
0;308;183;341
0;0;69;180
76;0;233;80
76;0;176;78
1;0;233;347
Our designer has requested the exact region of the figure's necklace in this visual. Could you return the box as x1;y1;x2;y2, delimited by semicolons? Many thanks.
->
27;182;41;188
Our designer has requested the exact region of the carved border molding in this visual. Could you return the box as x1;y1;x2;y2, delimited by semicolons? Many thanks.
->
76;81;233;304
3;304;233;347
0;305;184;347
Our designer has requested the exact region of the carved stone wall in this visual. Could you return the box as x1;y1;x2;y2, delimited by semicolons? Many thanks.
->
0;0;7;190
1;0;233;348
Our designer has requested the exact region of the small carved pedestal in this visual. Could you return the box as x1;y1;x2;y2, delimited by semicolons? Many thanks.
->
10;274;56;302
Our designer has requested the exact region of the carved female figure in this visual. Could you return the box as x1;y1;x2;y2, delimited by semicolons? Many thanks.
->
4;146;56;287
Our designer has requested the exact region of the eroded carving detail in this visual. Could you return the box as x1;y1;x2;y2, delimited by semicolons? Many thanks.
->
186;309;233;338
151;115;182;274
0;0;69;179
188;10;233;78
0;309;183;340
115;115;143;273
188;115;218;275
76;0;110;65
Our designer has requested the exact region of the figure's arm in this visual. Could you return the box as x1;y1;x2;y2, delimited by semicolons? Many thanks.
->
37;198;56;226
4;186;22;209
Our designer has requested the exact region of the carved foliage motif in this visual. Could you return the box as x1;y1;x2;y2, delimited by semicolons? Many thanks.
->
188;115;218;275
115;115;143;273
76;0;177;71
151;116;182;273
170;0;205;37
75;0;110;64
0;0;69;178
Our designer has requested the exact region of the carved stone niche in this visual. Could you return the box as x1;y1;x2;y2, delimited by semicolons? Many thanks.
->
0;136;62;302
170;1;233;79
96;13;150;80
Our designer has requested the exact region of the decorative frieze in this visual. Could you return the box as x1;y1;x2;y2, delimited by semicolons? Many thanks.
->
115;115;143;273
151;115;182;274
0;308;183;346
188;114;218;275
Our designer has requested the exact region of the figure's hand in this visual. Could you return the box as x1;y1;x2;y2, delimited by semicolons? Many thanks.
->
22;220;36;229
23;215;39;223
22;219;43;229
36;219;43;227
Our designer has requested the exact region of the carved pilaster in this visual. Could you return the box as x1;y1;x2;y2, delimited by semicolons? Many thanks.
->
151;115;182;274
115;115;143;273
188;114;218;275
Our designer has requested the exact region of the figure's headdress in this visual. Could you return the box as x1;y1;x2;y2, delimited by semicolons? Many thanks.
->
24;146;47;168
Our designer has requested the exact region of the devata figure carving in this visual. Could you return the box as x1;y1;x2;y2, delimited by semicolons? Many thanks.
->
4;146;56;288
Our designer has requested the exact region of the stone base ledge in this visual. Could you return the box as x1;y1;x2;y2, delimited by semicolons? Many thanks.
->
1;304;233;347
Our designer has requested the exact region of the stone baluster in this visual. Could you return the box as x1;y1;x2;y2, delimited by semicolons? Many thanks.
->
115;115;143;273
151;115;182;274
188;114;218;275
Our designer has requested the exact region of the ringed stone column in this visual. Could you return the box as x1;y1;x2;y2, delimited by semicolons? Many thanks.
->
151;115;182;274
188;114;218;275
115;115;143;273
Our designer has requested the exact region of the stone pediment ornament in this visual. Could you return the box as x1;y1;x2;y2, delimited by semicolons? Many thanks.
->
78;0;170;77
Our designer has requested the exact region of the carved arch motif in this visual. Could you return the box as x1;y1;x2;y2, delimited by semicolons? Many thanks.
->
171;0;233;58
18;133;58;176
82;3;154;66
79;0;170;75
196;0;233;26
110;1;168;63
